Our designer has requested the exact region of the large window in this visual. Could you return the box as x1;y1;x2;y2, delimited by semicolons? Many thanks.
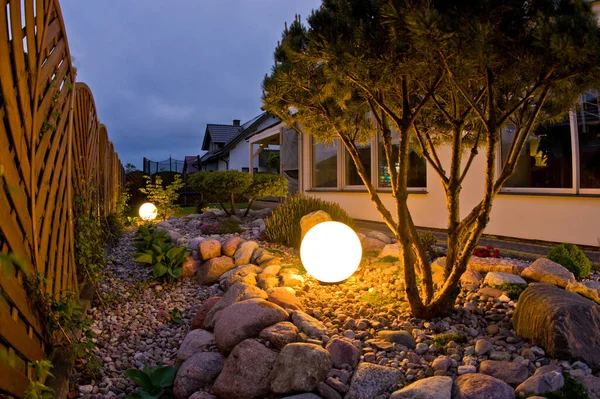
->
312;140;337;188
577;92;600;190
378;134;427;188
344;144;371;186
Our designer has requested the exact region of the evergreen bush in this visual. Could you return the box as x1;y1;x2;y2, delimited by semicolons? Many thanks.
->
547;243;591;279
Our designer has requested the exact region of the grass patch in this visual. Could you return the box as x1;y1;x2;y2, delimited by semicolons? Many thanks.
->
433;333;464;349
361;292;394;307
174;206;196;217
378;255;400;263
493;283;527;301
525;372;589;399
363;250;380;258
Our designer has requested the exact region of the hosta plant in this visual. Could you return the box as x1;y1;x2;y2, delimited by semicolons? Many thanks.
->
124;365;179;399
132;242;190;283
133;225;170;252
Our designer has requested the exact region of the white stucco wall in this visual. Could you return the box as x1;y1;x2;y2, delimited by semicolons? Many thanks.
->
301;136;600;247
229;141;259;171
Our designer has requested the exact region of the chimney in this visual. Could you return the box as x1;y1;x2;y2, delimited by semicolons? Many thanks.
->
233;119;241;126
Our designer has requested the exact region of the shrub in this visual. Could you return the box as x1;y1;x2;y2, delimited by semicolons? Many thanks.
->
433;333;464;349
195;199;209;214
243;173;288;216
547;243;591;279
132;242;190;283
473;244;500;258
493;283;527;301
124;365;179;399
201;170;252;216
139;174;184;220
187;171;211;192
265;193;355;249
419;232;443;260
132;225;170;252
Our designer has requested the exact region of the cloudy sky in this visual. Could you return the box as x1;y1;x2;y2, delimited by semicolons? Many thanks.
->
60;1;321;168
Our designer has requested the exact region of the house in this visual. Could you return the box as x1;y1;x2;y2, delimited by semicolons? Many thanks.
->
199;113;281;173
260;92;600;247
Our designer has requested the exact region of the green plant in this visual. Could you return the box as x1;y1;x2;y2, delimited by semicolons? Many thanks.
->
170;308;184;325
493;283;527;301
418;232;443;260
133;225;171;252
361;292;394;307
201;170;252;216
527;372;589;399
547;243;591;279
378;255;400;263
218;219;244;234
265;193;355;249
187;171;211;192
133;242;191;283
433;333;464;349
124;365;179;399
139;174;184;220
195;199;209;213
24;360;54;399
243;173;288;216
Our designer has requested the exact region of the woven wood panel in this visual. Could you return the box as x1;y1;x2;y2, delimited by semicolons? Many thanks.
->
0;0;123;396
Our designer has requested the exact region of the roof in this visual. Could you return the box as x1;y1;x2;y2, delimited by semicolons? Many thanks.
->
201;124;243;150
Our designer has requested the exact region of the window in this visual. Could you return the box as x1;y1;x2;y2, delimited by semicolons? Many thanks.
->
377;134;427;188
241;167;258;173
344;144;371;186
312;140;337;188
577;92;600;190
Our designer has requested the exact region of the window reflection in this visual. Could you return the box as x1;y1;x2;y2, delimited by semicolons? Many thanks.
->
312;140;337;188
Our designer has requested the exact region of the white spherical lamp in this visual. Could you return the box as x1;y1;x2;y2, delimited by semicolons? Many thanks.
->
300;221;362;283
139;202;158;221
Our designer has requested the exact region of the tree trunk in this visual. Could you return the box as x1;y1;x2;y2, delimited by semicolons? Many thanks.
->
218;200;230;216
230;192;236;216
243;198;255;217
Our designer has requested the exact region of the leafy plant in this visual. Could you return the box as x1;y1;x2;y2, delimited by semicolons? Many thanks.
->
170;308;184;325
201;170;252;216
133;242;191;283
243;173;288;216
24;360;54;399
378;255;400;263
133;225;171;252
547;243;591;279
124;365;179;399
195;199;209;213
361;292;394;307
433;333;464;349
265;193;355;249
493;283;527;301
419;232;443;261
533;372;589;399
139;174;184;220
473;245;500;258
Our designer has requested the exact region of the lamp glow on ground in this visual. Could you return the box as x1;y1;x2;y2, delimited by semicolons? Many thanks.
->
300;221;362;283
139;202;158;221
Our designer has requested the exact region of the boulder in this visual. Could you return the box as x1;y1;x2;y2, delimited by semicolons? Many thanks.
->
173;352;225;399
521;258;575;288
250;248;274;265
214;298;289;352
234;241;260;266
197;256;235;285
346;363;404;399
203;282;267;329
259;321;299;349
460;269;483;288
474;339;493;356
213;339;278;399
300;210;332;240
191;297;220;330
177;329;215;361
156;221;173;230
187;236;205;251
220;264;262;289
579;375;600;399
389;376;452;399
361;237;387;253
291;310;327;338
484;272;527;286
452;373;515;399
479;360;529;387
367;230;392;244
431;258;447;288
325;338;360;368
281;273;305;287
222;236;245;257
270;343;332;394
258;275;281;290
376;330;416;350
199;239;221;261
567;280;600;304
261;264;282;276
268;289;304;311
182;256;201;278
515;370;564;397
167;229;181;243
188;392;216;399
513;283;600;370
378;243;400;259
467;257;526;276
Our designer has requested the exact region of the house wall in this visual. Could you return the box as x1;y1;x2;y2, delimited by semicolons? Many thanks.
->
228;140;265;172
301;136;600;247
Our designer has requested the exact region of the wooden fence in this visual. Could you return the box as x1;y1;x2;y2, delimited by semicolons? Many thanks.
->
0;0;123;396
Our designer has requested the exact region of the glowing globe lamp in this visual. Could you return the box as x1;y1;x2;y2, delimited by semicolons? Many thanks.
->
139;202;158;221
300;221;362;283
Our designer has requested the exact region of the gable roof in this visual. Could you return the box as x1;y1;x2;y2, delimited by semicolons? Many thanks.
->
201;124;243;151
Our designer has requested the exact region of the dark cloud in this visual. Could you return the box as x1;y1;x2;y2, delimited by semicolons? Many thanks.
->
60;0;321;168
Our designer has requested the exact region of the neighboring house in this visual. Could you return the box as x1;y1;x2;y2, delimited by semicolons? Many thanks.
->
200;113;281;173
288;91;600;247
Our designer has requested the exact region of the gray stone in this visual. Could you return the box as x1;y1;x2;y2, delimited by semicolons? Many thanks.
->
460;269;483;286
234;241;260;266
367;230;392;244
176;329;215;361
567;280;600;304
452;373;515;399
377;330;416;349
259;321;299;349
390;376;452;399
361;237;387;252
173;352;225;399
300;210;332;240
188;393;216;399
579;375;600;399
291;310;327;338
521;258;575;288
326;338;360;368
197;256;235;285
513;283;600;369
220;264;262;289
474;339;493;356
203;282;268;329
431;356;451;373
467;257;527;276
484;272;527;286
515;370;564;397
214;298;289;353
458;365;477;375
346;363;404;399
318;381;343;399
213;339;278;399
271;343;332;394
480;360;529;387
378;243;400;259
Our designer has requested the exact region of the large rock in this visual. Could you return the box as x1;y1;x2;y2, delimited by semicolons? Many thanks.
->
346;363;404;399
173;352;225;399
259;321;299;349
567;280;600;304
452;373;515;399
479;360;529;387
203;282;267;329
361;237;387;252
214;298;289;352
191;296;220;330
461;269;483;286
177;329;215;361
234;241;260;266
270;343;332;394
484;272;527;286
326;338;360;368
300;210;332;240
199;239;221;261
376;330;416;350
219;264;262;289
513;283;600;370
579;375;600;399
521;257;575;288
389;376;452;399
212;339;278;399
515;370;564;397
197;256;235;285
367;230;393;244
291;310;327;338
182;256;201;278
222;236;245;256
378;243;400;259
268;289;304;311
467;257;526;276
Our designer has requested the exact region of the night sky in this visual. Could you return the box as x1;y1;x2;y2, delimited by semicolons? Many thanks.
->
60;1;321;168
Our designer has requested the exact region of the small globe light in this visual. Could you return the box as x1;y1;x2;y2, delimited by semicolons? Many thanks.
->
139;202;158;221
300;221;362;283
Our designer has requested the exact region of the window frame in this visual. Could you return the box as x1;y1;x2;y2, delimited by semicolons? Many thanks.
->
341;140;376;190
309;137;341;191
374;133;428;193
